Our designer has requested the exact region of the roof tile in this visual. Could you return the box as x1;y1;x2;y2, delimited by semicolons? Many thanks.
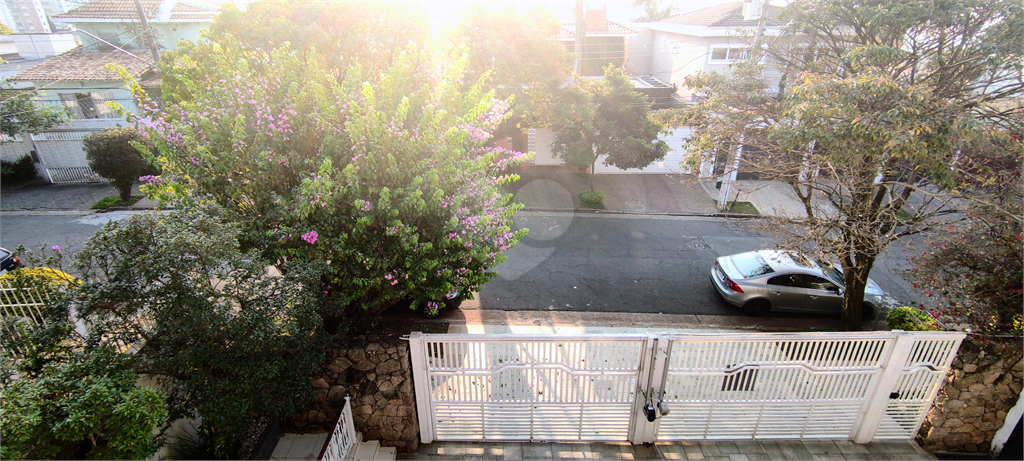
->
12;47;153;82
54;0;221;21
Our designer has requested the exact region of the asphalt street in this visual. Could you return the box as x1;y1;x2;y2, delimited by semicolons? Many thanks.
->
481;211;921;318
0;210;136;258
0;208;924;318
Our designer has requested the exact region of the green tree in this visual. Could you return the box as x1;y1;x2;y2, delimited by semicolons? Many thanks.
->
204;1;426;72
70;206;330;458
909;133;1023;335
663;0;1022;330
129;31;526;323
2;290;165;461
456;6;570;118
1;83;67;140
2;344;166;460
83;127;155;201
550;65;669;187
632;0;675;22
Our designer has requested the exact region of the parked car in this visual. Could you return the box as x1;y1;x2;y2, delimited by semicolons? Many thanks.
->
710;249;884;318
0;247;22;274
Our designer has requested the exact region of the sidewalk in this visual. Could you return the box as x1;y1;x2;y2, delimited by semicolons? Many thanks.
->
1;179;156;211
508;165;806;218
2;166;809;218
402;439;937;460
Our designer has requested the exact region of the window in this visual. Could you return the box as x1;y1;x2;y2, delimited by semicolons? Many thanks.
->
709;46;751;62
767;274;802;288
805;275;840;293
59;92;117;119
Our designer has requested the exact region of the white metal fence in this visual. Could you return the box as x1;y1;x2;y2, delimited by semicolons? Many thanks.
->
408;331;964;444
45;166;104;184
1;281;56;356
321;396;358;461
1;279;146;355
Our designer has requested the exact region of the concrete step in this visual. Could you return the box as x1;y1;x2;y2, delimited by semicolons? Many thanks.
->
352;440;379;460
374;445;396;460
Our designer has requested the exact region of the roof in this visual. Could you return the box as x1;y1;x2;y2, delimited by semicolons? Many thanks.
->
53;0;222;22
558;21;636;39
661;1;785;28
11;47;153;82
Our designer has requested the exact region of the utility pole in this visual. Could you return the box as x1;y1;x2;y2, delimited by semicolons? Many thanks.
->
573;0;585;75
133;0;161;67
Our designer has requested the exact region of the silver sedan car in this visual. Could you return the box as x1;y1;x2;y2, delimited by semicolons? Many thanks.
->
710;250;885;318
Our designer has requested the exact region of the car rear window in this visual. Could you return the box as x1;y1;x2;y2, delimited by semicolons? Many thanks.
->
0;248;10;259
731;252;774;278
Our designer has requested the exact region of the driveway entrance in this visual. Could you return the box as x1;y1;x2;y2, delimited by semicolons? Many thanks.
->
408;331;963;444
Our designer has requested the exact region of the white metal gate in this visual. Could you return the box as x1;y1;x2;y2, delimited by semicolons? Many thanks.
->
408;331;963;444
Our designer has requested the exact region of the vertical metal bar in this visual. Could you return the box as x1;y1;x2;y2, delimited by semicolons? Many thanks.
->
629;334;656;443
852;332;912;442
407;332;435;443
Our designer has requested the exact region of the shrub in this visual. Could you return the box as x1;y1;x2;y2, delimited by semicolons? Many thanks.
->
887;306;941;331
0;267;79;290
581;190;604;204
0;155;36;183
83;127;156;202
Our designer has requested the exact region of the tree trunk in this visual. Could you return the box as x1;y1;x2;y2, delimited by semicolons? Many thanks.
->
118;183;133;202
841;254;876;331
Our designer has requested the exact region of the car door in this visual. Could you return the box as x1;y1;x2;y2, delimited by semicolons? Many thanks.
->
804;275;844;313
765;274;811;312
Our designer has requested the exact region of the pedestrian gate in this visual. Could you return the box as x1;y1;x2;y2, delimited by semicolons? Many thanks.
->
408;331;963;443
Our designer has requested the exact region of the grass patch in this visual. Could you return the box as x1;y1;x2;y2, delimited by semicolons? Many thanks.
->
580;190;605;209
713;200;760;215
92;195;143;210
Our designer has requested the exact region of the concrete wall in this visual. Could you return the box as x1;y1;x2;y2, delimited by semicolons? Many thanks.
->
918;336;1023;455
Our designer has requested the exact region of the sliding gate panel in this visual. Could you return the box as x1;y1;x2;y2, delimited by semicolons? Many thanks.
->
409;331;964;444
410;334;650;442
655;334;893;440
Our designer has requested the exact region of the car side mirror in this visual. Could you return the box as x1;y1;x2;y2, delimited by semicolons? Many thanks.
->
837;288;844;296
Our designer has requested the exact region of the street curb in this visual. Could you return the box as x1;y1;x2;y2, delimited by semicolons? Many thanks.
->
520;206;761;219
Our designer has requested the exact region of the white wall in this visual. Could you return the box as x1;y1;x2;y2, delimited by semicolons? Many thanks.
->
649;31;707;100
528;128;562;165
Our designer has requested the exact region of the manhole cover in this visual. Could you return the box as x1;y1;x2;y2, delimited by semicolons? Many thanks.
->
688;241;711;250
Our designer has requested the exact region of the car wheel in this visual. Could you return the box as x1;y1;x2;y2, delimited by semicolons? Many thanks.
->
862;303;876;321
744;299;771;316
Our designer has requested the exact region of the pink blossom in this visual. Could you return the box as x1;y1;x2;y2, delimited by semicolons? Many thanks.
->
302;231;318;244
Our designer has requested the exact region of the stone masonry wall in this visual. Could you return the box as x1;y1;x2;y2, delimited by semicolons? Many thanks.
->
918;336;1023;454
283;335;419;453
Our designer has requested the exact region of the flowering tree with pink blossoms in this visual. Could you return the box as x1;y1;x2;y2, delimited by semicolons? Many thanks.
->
128;39;527;323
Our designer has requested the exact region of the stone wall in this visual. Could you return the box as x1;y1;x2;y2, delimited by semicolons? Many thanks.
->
283;334;420;453
918;336;1023;454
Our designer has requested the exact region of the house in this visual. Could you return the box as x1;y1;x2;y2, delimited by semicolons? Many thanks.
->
607;0;790;181
526;6;683;174
626;0;787;102
3;0;228;183
556;6;636;77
